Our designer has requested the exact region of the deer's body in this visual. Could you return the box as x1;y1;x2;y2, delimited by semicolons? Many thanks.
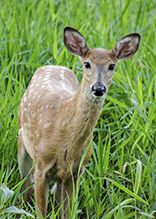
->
18;27;140;218
19;65;95;182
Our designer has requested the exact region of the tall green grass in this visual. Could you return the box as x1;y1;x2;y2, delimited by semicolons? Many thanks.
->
0;0;156;218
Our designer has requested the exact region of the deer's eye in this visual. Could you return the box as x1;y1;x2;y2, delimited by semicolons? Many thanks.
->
108;64;115;71
84;62;91;69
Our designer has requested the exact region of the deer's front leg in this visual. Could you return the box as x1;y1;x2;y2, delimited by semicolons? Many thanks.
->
34;169;49;218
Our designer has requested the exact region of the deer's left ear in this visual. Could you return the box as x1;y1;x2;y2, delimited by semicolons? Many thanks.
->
112;33;141;60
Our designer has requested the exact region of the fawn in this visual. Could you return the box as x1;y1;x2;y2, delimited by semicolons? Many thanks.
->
18;27;140;218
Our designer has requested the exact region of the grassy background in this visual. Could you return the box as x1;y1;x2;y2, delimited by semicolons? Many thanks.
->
0;0;156;218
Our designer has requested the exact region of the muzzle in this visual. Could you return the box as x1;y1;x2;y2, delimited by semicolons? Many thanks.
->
91;82;106;97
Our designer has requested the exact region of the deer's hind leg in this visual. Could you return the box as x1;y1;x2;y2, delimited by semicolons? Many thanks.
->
18;132;34;203
61;177;78;219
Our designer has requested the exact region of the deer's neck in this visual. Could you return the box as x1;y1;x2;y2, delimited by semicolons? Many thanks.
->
76;81;105;135
58;79;105;145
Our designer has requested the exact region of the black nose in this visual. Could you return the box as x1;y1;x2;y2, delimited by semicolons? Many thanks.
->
92;82;106;97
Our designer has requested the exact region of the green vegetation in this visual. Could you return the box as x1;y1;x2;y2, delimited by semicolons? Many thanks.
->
0;0;156;218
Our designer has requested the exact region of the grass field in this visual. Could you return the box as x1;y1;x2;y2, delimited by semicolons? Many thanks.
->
0;0;156;218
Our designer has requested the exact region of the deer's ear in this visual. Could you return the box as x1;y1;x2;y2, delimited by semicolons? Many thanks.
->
112;33;141;60
64;27;89;57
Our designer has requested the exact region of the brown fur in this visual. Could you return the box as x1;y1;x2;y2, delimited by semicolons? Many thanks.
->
18;27;140;218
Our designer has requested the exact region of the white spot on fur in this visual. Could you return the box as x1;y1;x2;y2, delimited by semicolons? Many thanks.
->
43;78;48;81
44;122;52;128
24;123;28;127
62;119;69;126
18;128;22;135
37;94;41;101
32;112;36;118
69;97;73;101
46;70;52;73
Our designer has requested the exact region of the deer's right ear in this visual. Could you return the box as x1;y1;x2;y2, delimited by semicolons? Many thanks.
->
64;27;89;57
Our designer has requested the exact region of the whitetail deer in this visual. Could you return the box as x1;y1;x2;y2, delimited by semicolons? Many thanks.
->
18;27;140;218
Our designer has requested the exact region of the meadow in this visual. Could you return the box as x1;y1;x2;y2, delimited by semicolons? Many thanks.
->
0;0;156;218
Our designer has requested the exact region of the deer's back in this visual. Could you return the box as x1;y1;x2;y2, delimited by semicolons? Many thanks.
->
18;65;79;160
27;65;79;102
